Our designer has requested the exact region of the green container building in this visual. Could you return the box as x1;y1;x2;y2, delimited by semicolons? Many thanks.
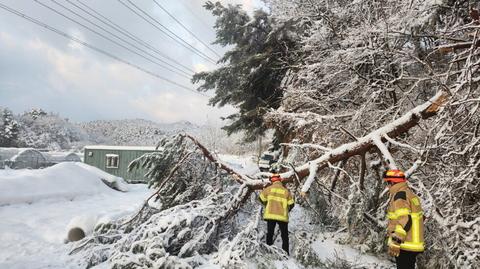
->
83;145;157;183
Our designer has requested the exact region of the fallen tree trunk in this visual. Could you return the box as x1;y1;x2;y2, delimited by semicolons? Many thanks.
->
279;91;449;192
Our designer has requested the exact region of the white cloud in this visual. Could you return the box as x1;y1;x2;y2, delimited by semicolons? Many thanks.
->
25;37;149;94
193;63;209;73
0;31;16;48
0;0;245;124
67;28;86;51
1;31;234;123
130;92;235;124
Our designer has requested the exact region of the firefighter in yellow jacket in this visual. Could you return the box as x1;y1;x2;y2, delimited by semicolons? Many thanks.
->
384;170;425;269
259;174;294;255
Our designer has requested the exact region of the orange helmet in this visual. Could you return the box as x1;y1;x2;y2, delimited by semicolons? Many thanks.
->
270;174;282;182
383;169;406;183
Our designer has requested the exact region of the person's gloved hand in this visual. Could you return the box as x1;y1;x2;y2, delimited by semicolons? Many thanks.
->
388;242;401;257
388;236;402;257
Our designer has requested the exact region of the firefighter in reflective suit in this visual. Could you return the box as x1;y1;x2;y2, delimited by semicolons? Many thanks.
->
259;174;294;255
384;170;425;269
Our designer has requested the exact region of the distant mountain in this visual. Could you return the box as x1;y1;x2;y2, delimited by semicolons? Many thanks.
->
76;119;201;147
3;107;255;154
156;120;200;134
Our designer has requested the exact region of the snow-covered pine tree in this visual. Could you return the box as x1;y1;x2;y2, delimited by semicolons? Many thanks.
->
0;107;19;147
27;108;47;120
192;1;305;142
17;109;87;150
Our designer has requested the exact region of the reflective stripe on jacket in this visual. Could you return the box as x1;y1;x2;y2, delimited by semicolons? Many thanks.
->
259;181;294;222
387;182;425;252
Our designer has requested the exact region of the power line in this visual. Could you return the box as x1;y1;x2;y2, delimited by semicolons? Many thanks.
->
179;1;215;34
0;2;205;96
56;0;192;76
152;0;221;58
71;0;196;74
44;0;192;78
118;0;218;64
35;0;192;79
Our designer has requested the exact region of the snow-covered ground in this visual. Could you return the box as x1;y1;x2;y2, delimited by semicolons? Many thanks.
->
0;163;152;269
0;156;393;269
218;154;260;176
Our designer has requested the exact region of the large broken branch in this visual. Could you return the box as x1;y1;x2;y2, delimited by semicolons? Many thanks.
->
183;134;266;188
280;91;448;192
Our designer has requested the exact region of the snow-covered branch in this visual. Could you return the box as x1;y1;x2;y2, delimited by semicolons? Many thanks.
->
371;135;398;170
281;91;447;193
183;134;267;188
280;142;331;151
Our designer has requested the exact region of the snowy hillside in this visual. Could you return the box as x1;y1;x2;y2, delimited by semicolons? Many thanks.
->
1;107;203;150
76;119;201;147
1;107;256;154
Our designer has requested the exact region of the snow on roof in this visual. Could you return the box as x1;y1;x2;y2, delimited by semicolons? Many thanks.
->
0;147;41;161
0;148;24;161
84;145;159;151
0;162;130;206
43;152;81;162
10;149;46;162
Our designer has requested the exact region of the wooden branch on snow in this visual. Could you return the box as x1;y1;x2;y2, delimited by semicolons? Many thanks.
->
280;91;449;192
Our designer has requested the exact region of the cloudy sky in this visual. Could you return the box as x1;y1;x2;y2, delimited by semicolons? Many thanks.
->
0;0;264;124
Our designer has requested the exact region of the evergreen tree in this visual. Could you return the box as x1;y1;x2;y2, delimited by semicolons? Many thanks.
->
26;108;47;120
0;108;19;147
193;1;303;142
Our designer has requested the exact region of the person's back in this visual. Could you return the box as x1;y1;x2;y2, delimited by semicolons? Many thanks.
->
387;182;425;253
259;175;294;254
384;170;425;269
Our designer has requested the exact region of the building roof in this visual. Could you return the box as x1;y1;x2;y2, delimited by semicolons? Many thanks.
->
0;148;37;161
84;145;159;151
43;152;82;162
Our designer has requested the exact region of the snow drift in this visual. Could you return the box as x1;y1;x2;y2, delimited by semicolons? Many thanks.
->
0;162;128;206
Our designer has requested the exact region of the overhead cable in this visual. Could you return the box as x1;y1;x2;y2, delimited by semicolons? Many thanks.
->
71;0;195;74
118;0;217;64
0;2;205;96
152;0;221;58
36;0;192;79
